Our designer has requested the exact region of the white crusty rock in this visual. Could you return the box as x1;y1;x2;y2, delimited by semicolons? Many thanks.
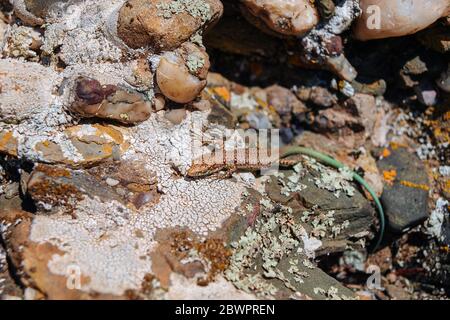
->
354;0;450;40
27;112;246;296
0;59;61;124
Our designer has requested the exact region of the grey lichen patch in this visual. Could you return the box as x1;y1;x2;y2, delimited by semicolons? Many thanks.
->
313;286;355;300
27;111;247;296
225;198;320;297
186;53;205;75
189;31;204;48
279;163;307;196
305;157;355;198
301;208;350;240
40;0;125;66
157;0;212;23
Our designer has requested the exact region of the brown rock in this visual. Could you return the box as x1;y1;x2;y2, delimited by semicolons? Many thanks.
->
266;85;302;117
164;109;187;125
117;0;223;50
0;131;18;157
240;0;319;37
0;209;123;299
156;43;209;103
70;77;152;124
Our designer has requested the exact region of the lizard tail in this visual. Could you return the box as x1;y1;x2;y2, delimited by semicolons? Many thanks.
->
280;146;385;252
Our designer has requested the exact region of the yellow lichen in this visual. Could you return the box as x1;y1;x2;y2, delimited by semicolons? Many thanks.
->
399;180;430;191
383;169;397;185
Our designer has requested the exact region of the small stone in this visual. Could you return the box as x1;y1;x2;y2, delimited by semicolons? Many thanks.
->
309;86;336;108
164;109;187;125
70;77;153;124
191;99;211;111
24;0;63;18
385;284;411;300
415;82;438;107
403;56;428;75
156;43;210;104
326;55;358;82
153;94;166;111
266;85;305;122
106;178;120;187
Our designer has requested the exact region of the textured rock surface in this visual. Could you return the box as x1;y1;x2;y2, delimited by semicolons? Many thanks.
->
354;0;450;40
378;146;429;233
1;0;449;301
240;0;319;36
117;0;223;50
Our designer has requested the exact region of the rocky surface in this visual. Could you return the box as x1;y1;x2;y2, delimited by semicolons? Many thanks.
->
378;146;430;233
0;0;449;301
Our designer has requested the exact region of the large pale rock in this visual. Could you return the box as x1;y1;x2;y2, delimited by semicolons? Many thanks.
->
354;0;450;40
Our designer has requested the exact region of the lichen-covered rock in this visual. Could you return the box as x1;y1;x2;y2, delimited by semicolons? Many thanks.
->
240;0;319;36
224;187;357;299
265;157;376;255
23;0;65;19
117;0;223;50
0;131;18;157
354;0;450;40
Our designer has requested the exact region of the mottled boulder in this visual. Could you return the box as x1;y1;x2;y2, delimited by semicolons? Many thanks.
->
224;186;357;299
265;158;377;256
117;0;223;50
377;146;429;233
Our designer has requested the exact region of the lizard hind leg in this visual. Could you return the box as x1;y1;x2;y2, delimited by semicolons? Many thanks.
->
214;166;236;179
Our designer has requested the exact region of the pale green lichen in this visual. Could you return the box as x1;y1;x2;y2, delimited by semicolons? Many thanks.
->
156;0;212;23
190;32;204;48
304;157;355;198
225;200;317;297
279;170;307;196
186;53;205;75
314;286;356;300
301;208;350;240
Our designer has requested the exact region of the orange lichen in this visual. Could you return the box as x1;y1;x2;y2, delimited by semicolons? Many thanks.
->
390;142;407;150
399;180;430;191
92;124;124;145
383;169;397;185
35;164;71;178
444;179;450;194
443;111;450;121
169;231;231;286
0;131;18;156
382;148;391;158
28;174;84;216
212;86;231;103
